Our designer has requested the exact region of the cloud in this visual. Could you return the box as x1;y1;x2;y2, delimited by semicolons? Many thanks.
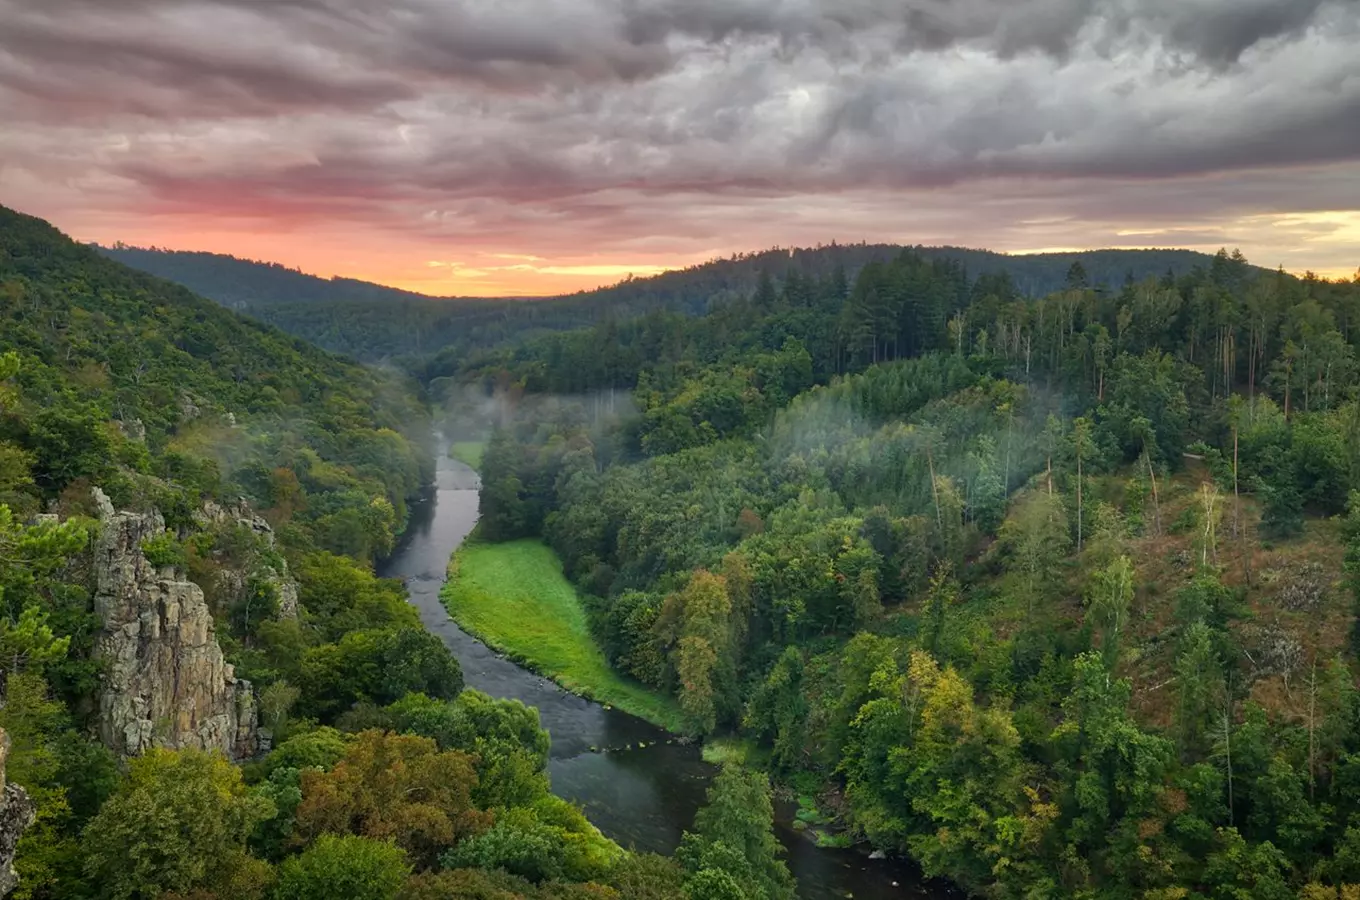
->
1;0;1357;293
4;0;1353;119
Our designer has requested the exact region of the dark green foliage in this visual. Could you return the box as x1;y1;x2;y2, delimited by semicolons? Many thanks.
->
0;205;431;561
468;237;1360;899
388;690;551;809
257;728;351;779
637;341;813;456
51;732;120;824
436;793;617;885
299;627;463;721
440;807;575;883
478;429;532;541
603;852;688;900
103;241;1243;364
1097;350;1193;466
1203;828;1294;900
250;766;307;861
294;552;418;641
1257;475;1306;539
743;648;807;774
81;749;275;900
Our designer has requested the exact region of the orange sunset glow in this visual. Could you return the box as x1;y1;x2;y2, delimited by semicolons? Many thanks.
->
2;0;1357;296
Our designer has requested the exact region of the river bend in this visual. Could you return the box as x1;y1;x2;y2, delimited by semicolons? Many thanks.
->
379;452;956;900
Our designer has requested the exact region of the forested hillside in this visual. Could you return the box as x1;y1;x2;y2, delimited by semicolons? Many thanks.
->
477;243;1360;898
102;242;1234;363
0;206;745;900
96;245;464;310
4;207;432;560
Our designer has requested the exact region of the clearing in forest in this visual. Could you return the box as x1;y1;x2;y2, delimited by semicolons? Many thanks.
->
441;539;685;731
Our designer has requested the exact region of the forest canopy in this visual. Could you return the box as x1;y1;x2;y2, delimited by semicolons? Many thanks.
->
471;243;1360;898
0;205;708;900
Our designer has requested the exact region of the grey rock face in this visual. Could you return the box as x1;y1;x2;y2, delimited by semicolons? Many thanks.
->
116;418;146;443
92;489;260;760
195;499;300;620
275;576;300;620
0;731;34;898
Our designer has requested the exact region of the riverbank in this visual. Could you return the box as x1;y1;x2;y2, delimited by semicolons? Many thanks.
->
440;538;687;733
390;453;953;899
448;440;485;470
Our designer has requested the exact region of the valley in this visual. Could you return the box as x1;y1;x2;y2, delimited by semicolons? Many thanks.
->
3;199;1360;900
5;2;1358;897
383;449;955;899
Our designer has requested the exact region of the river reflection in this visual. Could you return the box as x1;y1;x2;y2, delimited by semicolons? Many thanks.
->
379;451;960;900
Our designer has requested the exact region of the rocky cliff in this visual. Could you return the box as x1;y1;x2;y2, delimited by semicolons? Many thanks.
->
194;498;299;619
0;730;34;898
92;489;260;759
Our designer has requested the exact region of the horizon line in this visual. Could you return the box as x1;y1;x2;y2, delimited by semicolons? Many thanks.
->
93;239;1354;302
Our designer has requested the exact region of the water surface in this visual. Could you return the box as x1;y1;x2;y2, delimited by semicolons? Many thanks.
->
380;453;959;900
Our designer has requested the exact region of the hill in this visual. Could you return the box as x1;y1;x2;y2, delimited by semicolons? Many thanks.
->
474;241;1360;896
100;242;1245;361
1;204;704;900
3;204;430;560
96;244;465;310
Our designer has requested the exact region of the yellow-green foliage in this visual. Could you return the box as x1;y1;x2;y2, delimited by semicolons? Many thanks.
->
700;738;755;766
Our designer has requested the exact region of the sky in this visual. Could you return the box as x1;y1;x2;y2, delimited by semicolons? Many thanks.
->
1;0;1358;297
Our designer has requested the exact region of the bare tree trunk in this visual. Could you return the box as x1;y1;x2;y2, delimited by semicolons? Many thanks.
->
1233;425;1241;541
1144;442;1163;536
1223;705;1234;826
1077;451;1084;552
927;445;943;531
1201;484;1219;568
1248;332;1256;402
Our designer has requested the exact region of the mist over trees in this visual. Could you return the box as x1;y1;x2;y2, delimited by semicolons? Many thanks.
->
471;242;1360;897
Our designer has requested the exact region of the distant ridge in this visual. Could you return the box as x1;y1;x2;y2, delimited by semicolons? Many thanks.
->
101;242;1236;310
98;241;1256;360
95;244;466;310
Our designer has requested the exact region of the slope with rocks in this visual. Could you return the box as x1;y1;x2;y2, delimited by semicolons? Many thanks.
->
91;488;260;760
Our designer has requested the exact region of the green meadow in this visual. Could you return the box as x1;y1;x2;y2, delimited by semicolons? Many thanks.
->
441;539;686;732
448;440;485;470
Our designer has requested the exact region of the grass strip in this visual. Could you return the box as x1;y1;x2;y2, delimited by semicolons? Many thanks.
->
441;539;686;732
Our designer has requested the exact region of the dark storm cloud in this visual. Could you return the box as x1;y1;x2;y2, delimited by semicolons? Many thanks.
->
0;0;678;119
1138;0;1336;64
0;18;406;117
2;0;1358;281
2;0;1351;119
619;0;1344;62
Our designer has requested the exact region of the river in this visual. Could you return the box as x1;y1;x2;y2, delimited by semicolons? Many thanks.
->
379;452;959;900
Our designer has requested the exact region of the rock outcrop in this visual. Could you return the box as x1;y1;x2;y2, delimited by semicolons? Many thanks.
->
92;489;260;760
0;730;35;898
195;498;300;619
